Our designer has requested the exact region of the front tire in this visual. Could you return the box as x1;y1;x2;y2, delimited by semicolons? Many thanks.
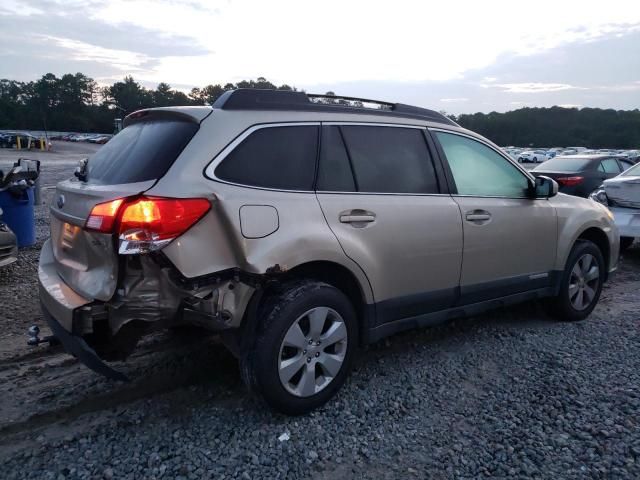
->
547;240;605;321
240;280;358;415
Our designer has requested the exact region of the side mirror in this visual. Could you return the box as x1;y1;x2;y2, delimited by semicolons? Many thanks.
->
532;175;558;198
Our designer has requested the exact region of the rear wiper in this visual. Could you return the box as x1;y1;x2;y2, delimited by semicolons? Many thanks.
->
74;158;88;182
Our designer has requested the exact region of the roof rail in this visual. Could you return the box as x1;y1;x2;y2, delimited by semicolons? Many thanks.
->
212;89;456;126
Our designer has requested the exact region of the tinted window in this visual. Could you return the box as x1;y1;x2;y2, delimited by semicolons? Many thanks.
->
534;157;593;172
619;160;634;172
317;126;356;192
87;119;198;184
436;132;529;197
600;158;621;174
339;126;438;194
215;126;318;190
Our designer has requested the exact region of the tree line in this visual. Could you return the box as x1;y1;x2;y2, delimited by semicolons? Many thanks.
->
454;107;640;149
0;73;294;133
1;72;639;148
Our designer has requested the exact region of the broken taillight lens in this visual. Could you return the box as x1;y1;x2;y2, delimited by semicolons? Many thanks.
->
85;196;211;255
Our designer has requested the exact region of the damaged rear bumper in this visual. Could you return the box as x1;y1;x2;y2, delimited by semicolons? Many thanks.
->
39;239;127;379
38;239;257;378
41;301;128;381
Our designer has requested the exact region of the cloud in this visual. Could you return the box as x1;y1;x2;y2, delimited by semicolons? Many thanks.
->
1;0;639;113
39;36;150;72
65;0;640;85
596;81;640;92
494;83;580;93
0;0;43;15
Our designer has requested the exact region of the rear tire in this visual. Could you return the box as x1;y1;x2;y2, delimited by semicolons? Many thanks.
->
546;240;605;321
240;280;358;415
620;236;635;251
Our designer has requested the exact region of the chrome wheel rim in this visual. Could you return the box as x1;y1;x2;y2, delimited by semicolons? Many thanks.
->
568;253;600;311
278;307;348;398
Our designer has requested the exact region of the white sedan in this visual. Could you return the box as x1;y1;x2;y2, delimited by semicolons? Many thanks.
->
517;150;548;163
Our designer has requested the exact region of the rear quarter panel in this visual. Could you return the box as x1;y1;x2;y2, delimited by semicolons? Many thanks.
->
146;110;375;303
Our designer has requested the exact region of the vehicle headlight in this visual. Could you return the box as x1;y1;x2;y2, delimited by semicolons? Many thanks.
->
589;188;609;206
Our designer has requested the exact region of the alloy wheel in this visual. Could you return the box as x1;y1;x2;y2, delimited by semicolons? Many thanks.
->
568;253;600;310
278;307;348;398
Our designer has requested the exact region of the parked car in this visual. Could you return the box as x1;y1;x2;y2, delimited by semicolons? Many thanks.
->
532;155;633;197
590;161;640;251
87;135;110;144
518;150;548;163
0;133;41;149
39;89;619;414
0;208;18;268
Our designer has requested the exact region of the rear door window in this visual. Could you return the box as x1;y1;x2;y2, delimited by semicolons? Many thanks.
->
600;158;622;174
215;125;318;190
317;126;356;192
87;119;198;184
619;159;634;172
337;125;439;194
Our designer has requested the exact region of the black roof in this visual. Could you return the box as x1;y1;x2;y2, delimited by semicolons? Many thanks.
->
212;89;457;126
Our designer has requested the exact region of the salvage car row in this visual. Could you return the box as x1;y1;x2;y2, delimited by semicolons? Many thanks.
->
530;154;640;250
0;131;112;148
503;146;640;164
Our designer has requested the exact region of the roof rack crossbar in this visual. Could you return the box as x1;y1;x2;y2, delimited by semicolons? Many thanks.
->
307;93;395;109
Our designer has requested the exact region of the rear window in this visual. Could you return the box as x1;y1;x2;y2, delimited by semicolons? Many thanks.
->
87;119;198;184
533;157;593;172
215;125;318;190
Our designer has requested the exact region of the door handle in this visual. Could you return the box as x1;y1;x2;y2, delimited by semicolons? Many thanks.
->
340;214;376;223
339;209;376;225
465;210;491;223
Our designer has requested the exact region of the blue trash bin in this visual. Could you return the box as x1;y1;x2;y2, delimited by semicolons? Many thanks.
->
0;187;36;247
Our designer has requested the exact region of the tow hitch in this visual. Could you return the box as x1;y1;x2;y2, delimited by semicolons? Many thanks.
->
27;325;59;347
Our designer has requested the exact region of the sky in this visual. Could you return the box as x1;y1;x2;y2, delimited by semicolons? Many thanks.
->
1;0;639;113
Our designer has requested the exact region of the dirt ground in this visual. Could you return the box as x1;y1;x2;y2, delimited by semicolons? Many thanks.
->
0;143;639;479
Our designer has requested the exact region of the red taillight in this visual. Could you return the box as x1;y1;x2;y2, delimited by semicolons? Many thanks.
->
86;198;124;232
556;176;584;186
119;197;211;240
85;196;211;254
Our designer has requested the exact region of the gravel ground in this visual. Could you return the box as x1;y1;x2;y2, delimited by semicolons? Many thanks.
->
1;143;639;479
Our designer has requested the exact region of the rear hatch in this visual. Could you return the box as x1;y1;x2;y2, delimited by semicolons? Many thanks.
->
49;109;207;301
